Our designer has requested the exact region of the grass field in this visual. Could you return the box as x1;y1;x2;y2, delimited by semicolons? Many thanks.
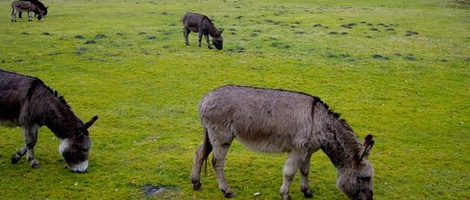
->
0;0;469;199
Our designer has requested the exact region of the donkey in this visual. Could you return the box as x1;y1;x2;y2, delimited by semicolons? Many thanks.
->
0;69;98;172
182;12;224;50
191;85;375;200
18;0;48;19
11;0;44;22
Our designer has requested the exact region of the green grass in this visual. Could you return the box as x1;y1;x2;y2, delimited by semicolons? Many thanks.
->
1;0;469;199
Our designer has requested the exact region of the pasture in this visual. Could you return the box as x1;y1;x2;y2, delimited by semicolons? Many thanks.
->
0;0;469;199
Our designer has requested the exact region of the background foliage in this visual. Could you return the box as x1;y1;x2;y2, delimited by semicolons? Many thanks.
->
0;0;469;199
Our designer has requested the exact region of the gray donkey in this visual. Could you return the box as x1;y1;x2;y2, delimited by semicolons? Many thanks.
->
191;85;375;200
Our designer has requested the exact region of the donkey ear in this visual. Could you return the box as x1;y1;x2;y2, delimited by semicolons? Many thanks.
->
362;134;373;146
84;116;98;129
359;134;374;160
219;28;224;34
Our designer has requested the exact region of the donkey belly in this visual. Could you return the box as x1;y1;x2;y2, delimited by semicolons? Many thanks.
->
0;91;23;127
0;101;21;126
235;132;294;153
231;119;313;153
0;106;21;127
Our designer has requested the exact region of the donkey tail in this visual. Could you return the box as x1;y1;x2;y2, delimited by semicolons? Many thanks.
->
202;127;213;175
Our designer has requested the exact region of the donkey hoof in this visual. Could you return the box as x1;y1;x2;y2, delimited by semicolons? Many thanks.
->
31;163;41;169
11;155;20;164
224;192;235;198
302;188;313;198
192;182;202;190
222;189;235;198
280;193;292;200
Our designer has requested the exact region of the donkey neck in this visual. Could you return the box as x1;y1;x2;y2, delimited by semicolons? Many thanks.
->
32;86;83;139
319;114;362;169
202;17;219;37
207;25;219;37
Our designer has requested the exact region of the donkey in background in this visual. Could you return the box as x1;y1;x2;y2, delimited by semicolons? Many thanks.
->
18;0;48;19
192;85;375;200
182;12;224;50
11;0;45;22
0;69;98;172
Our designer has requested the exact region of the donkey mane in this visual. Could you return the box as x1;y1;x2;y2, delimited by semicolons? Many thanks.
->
317;100;362;167
27;78;71;109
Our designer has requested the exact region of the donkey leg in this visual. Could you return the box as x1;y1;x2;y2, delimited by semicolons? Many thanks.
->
191;145;204;190
183;28;190;47
28;11;32;21
205;34;212;49
21;125;40;168
11;10;17;22
11;147;27;164
299;153;314;198
198;32;204;47
280;152;301;200
212;145;234;198
19;11;23;19
209;128;235;198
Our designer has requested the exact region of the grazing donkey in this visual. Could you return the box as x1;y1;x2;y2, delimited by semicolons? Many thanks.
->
18;0;48;19
0;69;98;172
191;85;375;200
182;12;224;50
11;0;44;22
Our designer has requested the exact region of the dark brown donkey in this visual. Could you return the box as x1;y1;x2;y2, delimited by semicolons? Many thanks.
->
11;0;44;22
18;0;48;20
0;69;98;172
192;85;375;200
182;12;224;50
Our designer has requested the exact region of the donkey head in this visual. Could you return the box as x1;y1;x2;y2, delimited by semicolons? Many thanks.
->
34;8;44;20
212;29;224;50
36;13;43;20
337;134;375;200
59;116;98;172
